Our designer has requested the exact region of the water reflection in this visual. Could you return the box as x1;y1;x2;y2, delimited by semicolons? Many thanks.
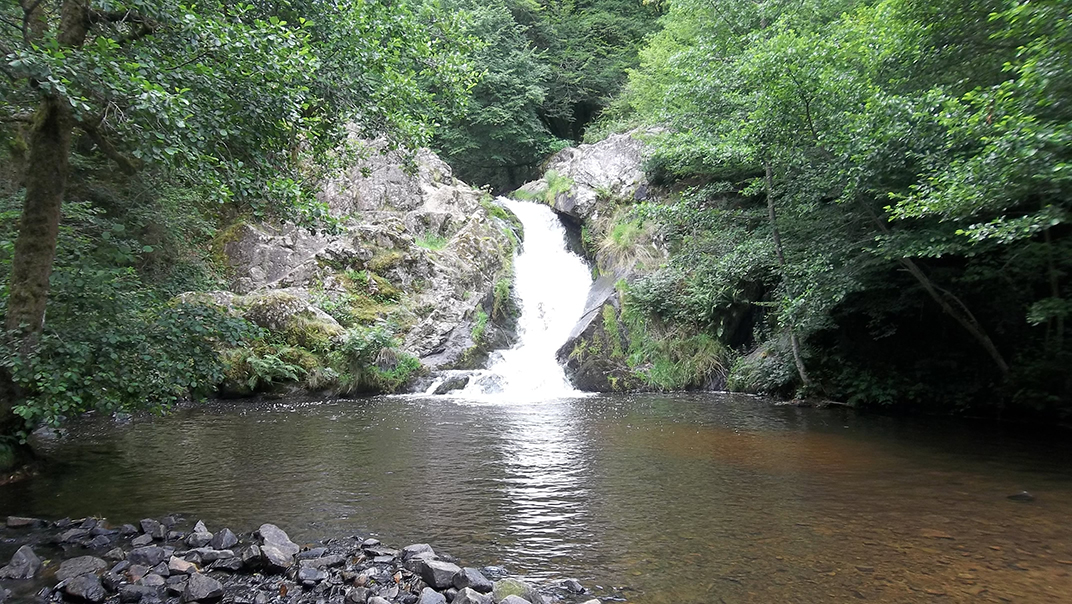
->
490;397;591;573
3;393;1072;603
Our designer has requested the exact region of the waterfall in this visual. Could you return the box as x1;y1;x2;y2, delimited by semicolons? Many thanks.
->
453;198;592;401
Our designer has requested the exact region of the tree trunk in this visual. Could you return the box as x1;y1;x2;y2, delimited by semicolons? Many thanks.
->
4;99;73;338
855;200;1010;376
765;159;811;389
1;0;88;436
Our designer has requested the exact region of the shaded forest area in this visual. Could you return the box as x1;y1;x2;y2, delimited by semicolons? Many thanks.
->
599;0;1071;418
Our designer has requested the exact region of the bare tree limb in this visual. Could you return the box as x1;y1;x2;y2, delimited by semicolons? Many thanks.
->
0;113;33;123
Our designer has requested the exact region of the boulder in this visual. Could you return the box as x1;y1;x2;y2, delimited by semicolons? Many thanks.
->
64;574;107;603
402;543;436;560
128;546;167;567
210;528;239;550
555;275;643;392
432;374;470;394
118;584;161;603
498;597;534;604
182;573;224;603
56;556;107;581
257;524;299;557
453;587;492;604
492;579;542;604
0;545;41;580
168;556;198;575
453;567;493;594
532;131;650;224
260;545;293;572
417;587;447;604
419;560;461;590
5;516;39;528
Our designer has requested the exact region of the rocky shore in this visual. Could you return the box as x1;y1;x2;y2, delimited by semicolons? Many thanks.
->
0;517;598;604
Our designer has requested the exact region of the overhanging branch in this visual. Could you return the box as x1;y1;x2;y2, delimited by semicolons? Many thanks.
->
79;121;139;175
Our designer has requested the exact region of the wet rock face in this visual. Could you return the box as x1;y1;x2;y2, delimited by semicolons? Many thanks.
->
554;275;644;393
1;516;589;604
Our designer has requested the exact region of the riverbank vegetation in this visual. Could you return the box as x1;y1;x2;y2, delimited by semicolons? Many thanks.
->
594;0;1072;417
0;0;476;451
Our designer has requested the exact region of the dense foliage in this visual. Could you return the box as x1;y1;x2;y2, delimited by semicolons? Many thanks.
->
432;0;661;190
605;0;1072;415
0;0;474;446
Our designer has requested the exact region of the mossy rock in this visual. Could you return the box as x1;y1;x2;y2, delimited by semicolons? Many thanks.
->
241;291;345;350
492;578;542;604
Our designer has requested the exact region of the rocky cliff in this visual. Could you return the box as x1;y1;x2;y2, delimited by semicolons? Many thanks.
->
195;138;520;394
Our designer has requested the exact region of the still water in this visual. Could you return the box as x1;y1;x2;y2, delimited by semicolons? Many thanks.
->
2;393;1072;603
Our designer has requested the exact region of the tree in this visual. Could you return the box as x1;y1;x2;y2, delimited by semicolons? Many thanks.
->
432;0;562;191
0;0;473;434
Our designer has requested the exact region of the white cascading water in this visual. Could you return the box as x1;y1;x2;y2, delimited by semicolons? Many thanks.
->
455;198;592;402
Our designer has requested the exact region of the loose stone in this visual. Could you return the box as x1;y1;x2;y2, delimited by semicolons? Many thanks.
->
453;567;493;593
417;587;446;604
6;516;39;528
419;560;461;589
169;556;198;575
139;574;166;588
492;578;542;604
129;546;168;567
118;584;160;603
0;544;42;580
182;573;224;602
56;556;108;581
452;587;492;604
211;529;239;550
131;534;154;548
140;519;162;537
258;524;299;558
402;544;435;560
64;574;107;603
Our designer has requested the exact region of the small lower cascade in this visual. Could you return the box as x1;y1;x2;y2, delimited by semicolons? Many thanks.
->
453;198;592;401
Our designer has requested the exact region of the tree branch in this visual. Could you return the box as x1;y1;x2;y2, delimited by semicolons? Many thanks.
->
0;113;33;123
88;8;158;45
79;121;139;175
20;0;45;43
